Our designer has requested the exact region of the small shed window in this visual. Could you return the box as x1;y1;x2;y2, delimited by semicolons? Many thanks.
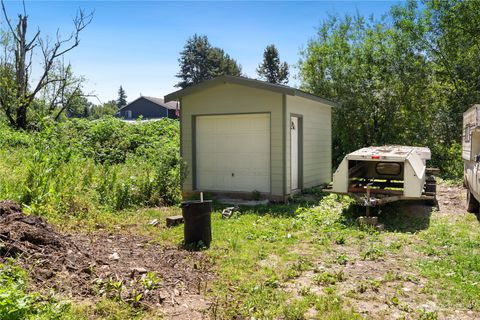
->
126;110;132;119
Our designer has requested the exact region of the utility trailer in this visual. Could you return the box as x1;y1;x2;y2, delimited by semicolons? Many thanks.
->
463;104;480;212
324;146;437;212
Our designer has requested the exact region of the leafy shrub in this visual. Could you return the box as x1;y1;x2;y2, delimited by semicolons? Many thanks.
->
0;261;73;319
430;142;463;180
1;117;185;216
0;122;30;148
295;195;348;230
55;117;181;165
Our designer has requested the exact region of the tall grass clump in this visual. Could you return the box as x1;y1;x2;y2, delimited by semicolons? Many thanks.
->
0;117;184;217
0;122;30;149
295;194;352;231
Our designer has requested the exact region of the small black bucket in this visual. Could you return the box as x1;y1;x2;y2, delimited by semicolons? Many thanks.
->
181;200;212;248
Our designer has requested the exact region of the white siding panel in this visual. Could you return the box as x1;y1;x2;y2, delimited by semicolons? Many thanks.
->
286;95;332;191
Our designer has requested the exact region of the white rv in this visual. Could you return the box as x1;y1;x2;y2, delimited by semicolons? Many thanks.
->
325;146;436;208
463;104;480;212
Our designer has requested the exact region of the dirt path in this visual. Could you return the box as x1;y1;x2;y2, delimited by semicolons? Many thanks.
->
0;201;212;319
436;183;468;214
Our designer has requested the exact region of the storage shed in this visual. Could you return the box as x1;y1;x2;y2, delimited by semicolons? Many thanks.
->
165;75;336;200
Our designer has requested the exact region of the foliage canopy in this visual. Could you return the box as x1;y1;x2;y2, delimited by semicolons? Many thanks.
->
298;0;478;177
176;34;242;89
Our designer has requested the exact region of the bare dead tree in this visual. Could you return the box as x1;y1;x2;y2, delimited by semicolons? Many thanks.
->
0;0;93;129
37;60;83;119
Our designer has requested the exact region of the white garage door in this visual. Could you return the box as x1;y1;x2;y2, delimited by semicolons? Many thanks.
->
196;114;270;193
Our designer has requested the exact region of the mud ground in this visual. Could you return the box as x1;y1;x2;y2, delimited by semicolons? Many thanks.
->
0;201;212;319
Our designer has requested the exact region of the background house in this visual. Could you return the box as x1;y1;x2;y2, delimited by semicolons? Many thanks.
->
117;96;178;120
165;75;336;201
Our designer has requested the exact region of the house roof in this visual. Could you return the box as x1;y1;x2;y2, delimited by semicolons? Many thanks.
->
118;96;178;112
164;75;338;107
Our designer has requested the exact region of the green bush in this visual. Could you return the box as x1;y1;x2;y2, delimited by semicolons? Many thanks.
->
0;117;185;216
0;122;30;148
430;142;463;180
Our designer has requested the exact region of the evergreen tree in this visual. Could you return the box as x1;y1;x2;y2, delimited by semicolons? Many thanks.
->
256;44;289;84
176;34;242;89
117;86;127;109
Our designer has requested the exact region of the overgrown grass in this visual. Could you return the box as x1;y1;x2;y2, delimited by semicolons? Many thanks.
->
417;213;480;310
0;117;184;218
1;183;478;318
0;118;183;319
137;193;479;318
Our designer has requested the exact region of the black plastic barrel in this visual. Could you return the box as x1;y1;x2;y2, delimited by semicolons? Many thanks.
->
181;200;212;247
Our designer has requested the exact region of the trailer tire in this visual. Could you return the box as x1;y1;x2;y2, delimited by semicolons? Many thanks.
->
425;179;436;194
466;189;479;213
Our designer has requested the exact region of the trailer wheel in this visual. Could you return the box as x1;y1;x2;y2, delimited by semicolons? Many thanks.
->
425;177;436;194
466;189;479;213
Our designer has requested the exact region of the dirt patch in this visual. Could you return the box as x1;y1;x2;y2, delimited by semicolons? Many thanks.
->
286;246;479;320
285;184;479;320
0;201;67;257
284;248;440;319
0;201;212;319
436;184;466;215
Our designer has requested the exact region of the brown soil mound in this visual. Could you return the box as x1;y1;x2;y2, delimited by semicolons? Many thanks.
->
0;200;70;257
0;201;212;318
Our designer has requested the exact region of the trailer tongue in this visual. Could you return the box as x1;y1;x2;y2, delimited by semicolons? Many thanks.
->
324;146;437;211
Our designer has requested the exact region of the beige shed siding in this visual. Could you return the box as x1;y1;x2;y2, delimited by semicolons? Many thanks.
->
181;83;284;196
286;95;332;191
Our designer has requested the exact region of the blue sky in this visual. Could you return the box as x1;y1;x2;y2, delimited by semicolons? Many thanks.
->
1;1;402;104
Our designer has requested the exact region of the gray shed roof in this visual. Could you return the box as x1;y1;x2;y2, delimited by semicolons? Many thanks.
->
164;75;337;107
118;96;178;112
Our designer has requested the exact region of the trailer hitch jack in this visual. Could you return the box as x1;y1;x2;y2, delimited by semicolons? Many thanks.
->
358;183;384;230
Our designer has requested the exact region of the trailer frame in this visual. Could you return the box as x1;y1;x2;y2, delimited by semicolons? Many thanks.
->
323;146;437;211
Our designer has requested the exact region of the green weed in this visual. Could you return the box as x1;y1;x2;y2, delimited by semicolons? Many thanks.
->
361;244;385;261
141;272;161;290
0;260;77;319
334;234;346;245
313;270;346;285
313;293;362;319
335;253;349;265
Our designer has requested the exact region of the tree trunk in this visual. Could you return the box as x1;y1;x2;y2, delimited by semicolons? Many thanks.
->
15;103;27;129
14;16;28;129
